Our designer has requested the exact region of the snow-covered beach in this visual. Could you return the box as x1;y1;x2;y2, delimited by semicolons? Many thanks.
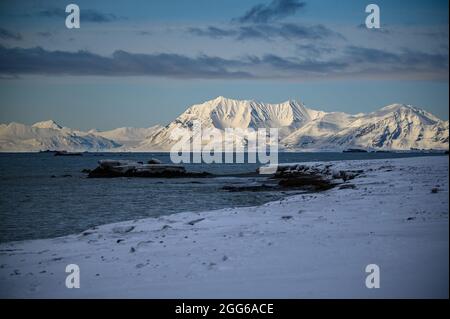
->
0;156;448;298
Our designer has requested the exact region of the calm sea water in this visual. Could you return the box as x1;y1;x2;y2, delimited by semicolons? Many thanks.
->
0;152;445;243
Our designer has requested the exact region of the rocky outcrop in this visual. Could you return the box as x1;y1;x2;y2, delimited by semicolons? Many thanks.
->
87;159;211;178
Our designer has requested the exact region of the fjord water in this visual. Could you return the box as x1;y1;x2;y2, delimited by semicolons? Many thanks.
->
0;152;445;243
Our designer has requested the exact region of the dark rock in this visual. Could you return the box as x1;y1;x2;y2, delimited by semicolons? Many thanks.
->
82;231;94;236
88;166;125;178
187;218;205;226
278;175;334;191
87;160;212;178
332;170;361;181
339;184;356;189
222;184;277;192
148;158;162;164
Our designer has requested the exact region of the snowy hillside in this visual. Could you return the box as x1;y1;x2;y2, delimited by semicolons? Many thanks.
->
89;125;162;149
132;96;312;151
0;98;448;152
0;121;120;152
31;120;63;130
133;97;449;152
315;104;449;151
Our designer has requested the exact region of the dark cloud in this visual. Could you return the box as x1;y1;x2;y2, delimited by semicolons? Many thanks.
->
189;23;342;41
37;8;65;18
0;45;446;80
296;44;336;57
341;45;449;79
239;23;341;40
345;46;401;64
283;56;346;72
0;27;22;41
253;54;348;73
0;45;251;79
188;26;238;39
38;8;120;23
345;45;448;69
36;31;52;38
356;23;391;34
237;0;306;23
189;1;341;43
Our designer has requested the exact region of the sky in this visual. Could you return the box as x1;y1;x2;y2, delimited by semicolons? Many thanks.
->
0;0;448;131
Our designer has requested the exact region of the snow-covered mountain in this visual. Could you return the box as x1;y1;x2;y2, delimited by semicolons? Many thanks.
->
132;97;449;152
308;104;449;151
0;97;448;152
32;120;63;130
0;121;120;152
132;96;313;151
89;126;162;149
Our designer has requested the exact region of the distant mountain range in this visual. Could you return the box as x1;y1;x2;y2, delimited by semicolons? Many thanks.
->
0;97;448;152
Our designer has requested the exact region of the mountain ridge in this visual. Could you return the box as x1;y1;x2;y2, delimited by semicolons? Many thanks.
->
0;97;448;152
132;97;448;152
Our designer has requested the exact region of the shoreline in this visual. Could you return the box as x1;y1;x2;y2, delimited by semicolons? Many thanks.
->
1;154;446;245
0;156;448;298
